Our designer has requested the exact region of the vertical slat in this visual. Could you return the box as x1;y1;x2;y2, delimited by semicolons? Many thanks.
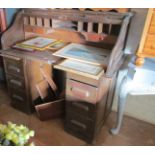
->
108;24;112;34
78;21;83;31
36;17;43;26
88;22;93;32
44;18;50;28
30;17;35;26
23;16;29;25
98;23;103;33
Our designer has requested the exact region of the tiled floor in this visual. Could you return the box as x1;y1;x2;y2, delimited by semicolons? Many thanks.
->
0;83;155;146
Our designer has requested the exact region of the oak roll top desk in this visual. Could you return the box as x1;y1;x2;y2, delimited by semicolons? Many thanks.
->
0;9;132;142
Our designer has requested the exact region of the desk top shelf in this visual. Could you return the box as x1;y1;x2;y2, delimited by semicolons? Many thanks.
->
1;8;133;77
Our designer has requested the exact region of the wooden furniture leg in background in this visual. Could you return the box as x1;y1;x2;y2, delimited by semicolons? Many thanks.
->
135;56;145;66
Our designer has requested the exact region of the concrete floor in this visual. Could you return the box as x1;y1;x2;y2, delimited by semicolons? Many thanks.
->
0;83;155;146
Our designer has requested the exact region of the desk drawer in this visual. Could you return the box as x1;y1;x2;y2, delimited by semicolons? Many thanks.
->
66;79;98;104
3;55;24;76
10;89;30;113
6;74;25;90
66;101;96;120
65;112;94;139
10;89;27;104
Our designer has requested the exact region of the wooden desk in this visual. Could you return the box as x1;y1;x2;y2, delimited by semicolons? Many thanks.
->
0;9;132;143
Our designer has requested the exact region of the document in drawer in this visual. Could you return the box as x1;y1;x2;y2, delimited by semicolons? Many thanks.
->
53;43;110;66
54;59;104;80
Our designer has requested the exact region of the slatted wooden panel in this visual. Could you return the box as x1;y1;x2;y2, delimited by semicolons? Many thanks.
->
22;9;126;45
24;15;118;35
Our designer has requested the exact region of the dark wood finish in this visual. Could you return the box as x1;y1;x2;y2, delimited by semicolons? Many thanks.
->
6;74;25;90
35;99;65;121
3;55;24;76
0;9;132;142
2;52;33;114
65;73;116;143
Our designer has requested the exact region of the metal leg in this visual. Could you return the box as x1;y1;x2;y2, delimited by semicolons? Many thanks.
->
110;76;131;135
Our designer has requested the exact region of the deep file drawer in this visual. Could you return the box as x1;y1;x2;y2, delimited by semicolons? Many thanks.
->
3;55;24;76
10;88;31;113
66;79;98;104
6;74;25;90
66;101;96;120
65;112;95;139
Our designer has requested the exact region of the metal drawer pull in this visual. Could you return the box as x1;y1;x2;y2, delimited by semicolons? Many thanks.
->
71;87;90;98
72;102;89;111
10;79;22;86
0;54;21;61
8;65;20;73
12;94;24;101
71;120;86;130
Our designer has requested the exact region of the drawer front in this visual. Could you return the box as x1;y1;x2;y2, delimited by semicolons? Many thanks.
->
10;89;30;113
6;74;25;90
65;112;94;138
66;79;98;104
4;56;24;76
143;34;155;55
66;101;96;120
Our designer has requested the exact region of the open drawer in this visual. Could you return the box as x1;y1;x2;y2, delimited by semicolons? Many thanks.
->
54;59;105;80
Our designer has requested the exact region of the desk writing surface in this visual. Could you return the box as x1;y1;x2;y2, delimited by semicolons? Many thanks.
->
1;49;60;63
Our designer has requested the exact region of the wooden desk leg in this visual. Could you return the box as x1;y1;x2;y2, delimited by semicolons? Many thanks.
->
110;76;131;135
135;56;145;66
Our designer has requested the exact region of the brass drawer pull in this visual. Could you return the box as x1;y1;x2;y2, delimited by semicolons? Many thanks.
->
72;102;89;111
12;94;24;101
0;54;21;61
70;119;86;130
70;87;90;98
10;79;22;86
8;65;20;73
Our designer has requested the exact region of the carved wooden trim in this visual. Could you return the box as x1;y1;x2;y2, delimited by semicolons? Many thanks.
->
1;10;25;49
106;13;133;77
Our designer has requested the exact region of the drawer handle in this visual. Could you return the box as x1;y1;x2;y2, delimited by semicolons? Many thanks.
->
70;120;86;130
8;65;20;73
0;54;21;61
12;94;24;101
70;87;90;98
10;79;22;87
72;102;89;111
